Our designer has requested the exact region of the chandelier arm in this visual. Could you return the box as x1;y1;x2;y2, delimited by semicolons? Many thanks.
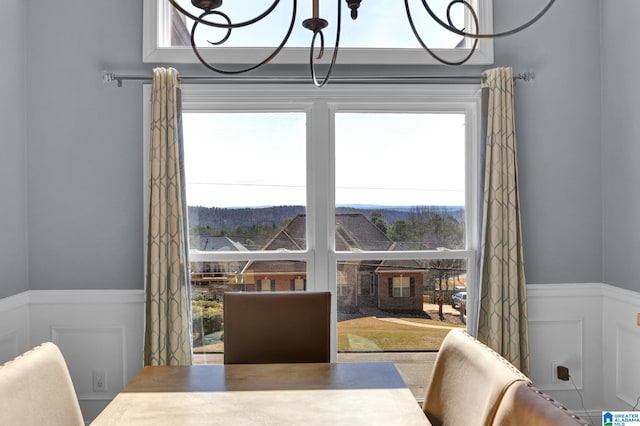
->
189;0;297;74
419;0;556;39
405;0;478;66
168;0;283;30
310;0;341;87
201;11;232;45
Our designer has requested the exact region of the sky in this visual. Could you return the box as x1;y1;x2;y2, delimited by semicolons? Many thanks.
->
182;111;466;208
175;1;470;209
180;0;466;50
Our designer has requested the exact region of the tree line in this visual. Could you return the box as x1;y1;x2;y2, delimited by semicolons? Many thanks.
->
189;205;465;252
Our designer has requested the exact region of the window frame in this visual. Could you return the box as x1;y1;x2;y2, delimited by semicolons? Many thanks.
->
142;0;494;66
143;83;480;361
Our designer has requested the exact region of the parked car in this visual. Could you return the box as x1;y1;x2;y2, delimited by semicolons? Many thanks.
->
451;291;467;309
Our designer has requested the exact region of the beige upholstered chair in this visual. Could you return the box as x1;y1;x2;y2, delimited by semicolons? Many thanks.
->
223;291;331;364
422;329;531;426
0;342;84;426
493;381;590;426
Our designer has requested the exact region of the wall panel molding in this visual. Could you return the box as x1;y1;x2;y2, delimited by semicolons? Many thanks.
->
0;292;31;363
615;324;640;406
52;326;126;400
528;318;583;390
527;282;603;416
602;283;640;410
21;289;144;422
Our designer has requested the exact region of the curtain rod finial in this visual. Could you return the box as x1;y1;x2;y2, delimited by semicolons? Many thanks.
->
102;71;114;83
102;71;122;87
517;71;535;82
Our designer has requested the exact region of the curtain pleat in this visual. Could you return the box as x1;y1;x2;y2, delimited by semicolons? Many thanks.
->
144;67;193;366
477;67;529;376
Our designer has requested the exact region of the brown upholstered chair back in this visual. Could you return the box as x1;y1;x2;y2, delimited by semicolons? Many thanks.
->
0;342;84;426
423;329;531;426
493;381;590;426
223;291;331;364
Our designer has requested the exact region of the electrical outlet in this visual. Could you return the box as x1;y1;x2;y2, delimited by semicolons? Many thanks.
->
556;365;570;381
93;370;107;392
552;363;571;383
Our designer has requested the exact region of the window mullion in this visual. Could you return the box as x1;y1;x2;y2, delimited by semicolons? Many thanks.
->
307;100;336;360
308;101;332;293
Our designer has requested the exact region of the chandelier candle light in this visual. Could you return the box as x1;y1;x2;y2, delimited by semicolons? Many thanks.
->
167;0;555;87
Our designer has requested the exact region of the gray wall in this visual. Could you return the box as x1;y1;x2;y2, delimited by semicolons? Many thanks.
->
494;0;603;284
2;0;624;295
0;0;28;298
601;1;640;291
26;1;146;291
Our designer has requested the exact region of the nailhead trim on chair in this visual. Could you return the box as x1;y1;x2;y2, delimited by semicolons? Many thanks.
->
0;342;49;367
528;384;590;425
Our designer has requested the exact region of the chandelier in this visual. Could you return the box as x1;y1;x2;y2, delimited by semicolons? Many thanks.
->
167;0;555;87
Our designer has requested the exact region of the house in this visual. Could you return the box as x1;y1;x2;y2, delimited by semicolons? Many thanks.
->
190;236;248;278
189;236;247;299
241;214;426;312
1;0;638;422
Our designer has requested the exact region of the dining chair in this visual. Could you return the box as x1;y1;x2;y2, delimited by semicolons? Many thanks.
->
223;291;331;364
0;342;84;426
422;329;531;426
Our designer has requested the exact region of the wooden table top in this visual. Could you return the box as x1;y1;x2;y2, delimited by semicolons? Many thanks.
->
91;362;428;425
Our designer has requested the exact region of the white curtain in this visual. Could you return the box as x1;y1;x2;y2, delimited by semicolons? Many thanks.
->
144;67;193;366
476;67;529;376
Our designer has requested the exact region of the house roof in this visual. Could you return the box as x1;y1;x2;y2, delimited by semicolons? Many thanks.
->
189;236;248;252
259;215;306;251
335;214;394;251
376;242;425;273
376;259;425;273
243;213;395;274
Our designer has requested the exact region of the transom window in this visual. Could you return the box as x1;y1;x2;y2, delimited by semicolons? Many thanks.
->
143;0;494;65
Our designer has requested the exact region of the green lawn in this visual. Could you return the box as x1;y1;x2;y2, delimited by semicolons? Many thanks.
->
194;315;464;353
337;316;464;352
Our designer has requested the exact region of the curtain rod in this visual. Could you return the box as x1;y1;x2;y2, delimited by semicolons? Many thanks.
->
102;71;534;87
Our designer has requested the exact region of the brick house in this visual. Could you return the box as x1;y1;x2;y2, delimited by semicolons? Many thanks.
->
240;214;307;292
242;213;425;313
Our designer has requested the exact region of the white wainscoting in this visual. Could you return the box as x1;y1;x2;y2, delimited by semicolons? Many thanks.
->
527;283;604;423
0;292;30;364
528;283;640;424
602;284;640;412
1;284;639;424
0;289;145;423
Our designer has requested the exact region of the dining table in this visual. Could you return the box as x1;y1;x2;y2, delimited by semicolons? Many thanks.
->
90;361;428;425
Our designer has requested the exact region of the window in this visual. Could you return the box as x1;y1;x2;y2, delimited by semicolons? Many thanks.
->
143;0;494;65
292;277;306;291
258;279;274;292
392;276;413;298
337;271;348;296
144;83;480;398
